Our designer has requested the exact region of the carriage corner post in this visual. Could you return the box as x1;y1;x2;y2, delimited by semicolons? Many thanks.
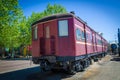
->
118;28;120;56
31;13;108;74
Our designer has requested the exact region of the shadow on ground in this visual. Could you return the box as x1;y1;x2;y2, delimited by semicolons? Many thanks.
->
27;71;74;80
0;67;40;80
110;55;120;62
0;66;73;80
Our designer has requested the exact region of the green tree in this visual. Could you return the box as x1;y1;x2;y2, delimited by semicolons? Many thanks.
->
28;4;67;24
44;3;67;16
0;0;24;55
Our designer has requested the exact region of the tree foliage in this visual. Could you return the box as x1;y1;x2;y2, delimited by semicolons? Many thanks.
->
44;3;67;15
27;3;67;27
0;0;23;48
0;2;67;52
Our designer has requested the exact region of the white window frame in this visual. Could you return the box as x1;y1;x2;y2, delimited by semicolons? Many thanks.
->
76;28;82;40
58;20;68;37
33;26;38;40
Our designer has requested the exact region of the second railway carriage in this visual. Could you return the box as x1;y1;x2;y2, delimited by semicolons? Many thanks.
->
31;13;108;74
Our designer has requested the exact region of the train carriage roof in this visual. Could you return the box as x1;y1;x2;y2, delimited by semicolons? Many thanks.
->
31;13;85;26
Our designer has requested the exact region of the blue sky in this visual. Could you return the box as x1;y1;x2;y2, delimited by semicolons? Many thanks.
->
19;0;120;42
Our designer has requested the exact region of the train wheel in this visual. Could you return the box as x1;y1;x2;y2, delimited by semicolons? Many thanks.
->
83;60;88;68
76;64;84;72
88;58;91;65
93;57;98;62
75;61;84;72
39;60;50;71
68;68;76;75
67;63;76;75
89;58;92;65
51;69;59;73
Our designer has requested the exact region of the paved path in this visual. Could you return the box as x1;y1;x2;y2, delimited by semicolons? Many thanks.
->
0;60;38;74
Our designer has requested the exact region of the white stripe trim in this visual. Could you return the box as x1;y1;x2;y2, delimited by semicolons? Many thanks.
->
76;41;92;45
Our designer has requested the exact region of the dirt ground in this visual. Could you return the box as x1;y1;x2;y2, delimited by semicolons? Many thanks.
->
0;54;120;80
63;54;120;80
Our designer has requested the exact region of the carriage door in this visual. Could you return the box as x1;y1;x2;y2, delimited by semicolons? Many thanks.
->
92;33;95;52
41;23;55;55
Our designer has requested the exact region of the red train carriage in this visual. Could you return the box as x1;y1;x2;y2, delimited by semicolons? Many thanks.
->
31;13;108;74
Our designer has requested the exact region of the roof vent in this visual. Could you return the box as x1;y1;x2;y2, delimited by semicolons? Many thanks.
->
70;11;75;15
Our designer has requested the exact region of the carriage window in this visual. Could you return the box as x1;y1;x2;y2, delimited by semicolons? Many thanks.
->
76;28;81;40
98;39;102;45
86;33;89;40
58;20;68;36
90;32;92;42
81;31;85;40
45;26;50;38
33;26;37;40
